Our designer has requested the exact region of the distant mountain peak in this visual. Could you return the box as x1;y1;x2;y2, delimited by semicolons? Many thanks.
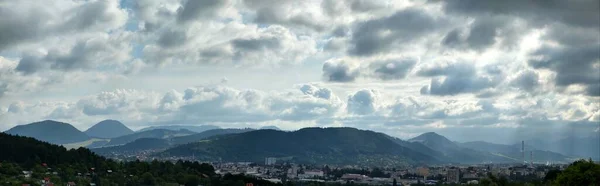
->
260;125;281;130
85;120;133;139
5;120;89;144
409;132;458;150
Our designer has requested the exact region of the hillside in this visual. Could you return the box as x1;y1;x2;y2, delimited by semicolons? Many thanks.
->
160;127;439;166
138;125;220;133
84;120;134;138
170;128;255;145
0;132;268;185
408;132;498;163
92;138;170;156
103;129;196;147
4;120;90;144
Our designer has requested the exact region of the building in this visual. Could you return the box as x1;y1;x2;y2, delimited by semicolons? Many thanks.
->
446;168;460;184
304;170;324;177
299;170;325;178
341;174;368;180
265;157;277;165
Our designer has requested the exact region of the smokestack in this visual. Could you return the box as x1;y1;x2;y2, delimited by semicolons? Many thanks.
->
522;141;525;164
530;151;533;166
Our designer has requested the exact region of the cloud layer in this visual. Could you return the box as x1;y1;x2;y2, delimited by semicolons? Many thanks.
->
0;0;598;143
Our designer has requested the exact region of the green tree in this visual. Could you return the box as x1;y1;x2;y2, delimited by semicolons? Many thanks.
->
555;159;600;186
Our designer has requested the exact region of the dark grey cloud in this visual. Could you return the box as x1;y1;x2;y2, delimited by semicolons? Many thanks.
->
347;89;377;115
0;5;48;51
322;60;359;82
61;1;120;31
232;37;281;52
418;62;502;96
465;18;499;49
15;54;47;75
177;0;227;23
14;36;128;74
510;70;540;92
439;0;600;29
423;76;498;96
349;8;446;56
441;16;515;51
47;41;107;71
348;0;385;13
441;29;462;47
529;44;600;96
369;58;417;80
245;0;325;31
157;29;188;48
332;26;350;37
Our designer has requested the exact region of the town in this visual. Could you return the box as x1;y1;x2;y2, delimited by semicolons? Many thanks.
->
4;158;569;186
206;157;567;185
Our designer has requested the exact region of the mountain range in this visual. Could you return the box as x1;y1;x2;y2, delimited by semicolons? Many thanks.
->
3;119;597;165
138;125;220;133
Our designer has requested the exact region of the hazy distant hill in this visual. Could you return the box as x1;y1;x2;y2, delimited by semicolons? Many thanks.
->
160;127;439;166
170;128;255;145
84;120;134;138
409;132;534;163
523;134;600;160
460;141;572;162
92;138;170;156
103;129;196;147
4;120;89;144
138;125;220;133
260;126;281;130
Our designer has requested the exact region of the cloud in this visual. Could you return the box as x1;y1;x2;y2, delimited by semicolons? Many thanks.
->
439;0;599;29
243;0;326;31
369;58;417;80
510;70;540;92
177;0;229;23
14;33;132;74
348;8;447;56
0;0;127;51
322;57;418;82
418;61;503;96
528;28;600;96
77;89;161;116
322;59;360;82
347;89;379;115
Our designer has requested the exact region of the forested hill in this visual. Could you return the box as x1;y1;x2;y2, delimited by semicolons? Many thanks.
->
0;132;279;186
160;127;439;166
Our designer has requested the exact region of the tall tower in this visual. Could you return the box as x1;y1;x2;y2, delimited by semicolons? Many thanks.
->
530;151;534;167
522;141;525;164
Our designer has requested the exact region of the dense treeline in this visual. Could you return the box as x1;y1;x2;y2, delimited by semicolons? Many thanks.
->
0;133;280;186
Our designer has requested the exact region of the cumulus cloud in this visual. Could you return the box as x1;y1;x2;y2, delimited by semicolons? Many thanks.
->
347;89;379;115
322;59;360;82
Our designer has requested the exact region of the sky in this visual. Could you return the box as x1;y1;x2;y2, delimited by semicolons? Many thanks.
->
0;0;599;144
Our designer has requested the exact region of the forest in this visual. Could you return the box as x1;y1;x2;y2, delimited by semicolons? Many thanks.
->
0;132;278;186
